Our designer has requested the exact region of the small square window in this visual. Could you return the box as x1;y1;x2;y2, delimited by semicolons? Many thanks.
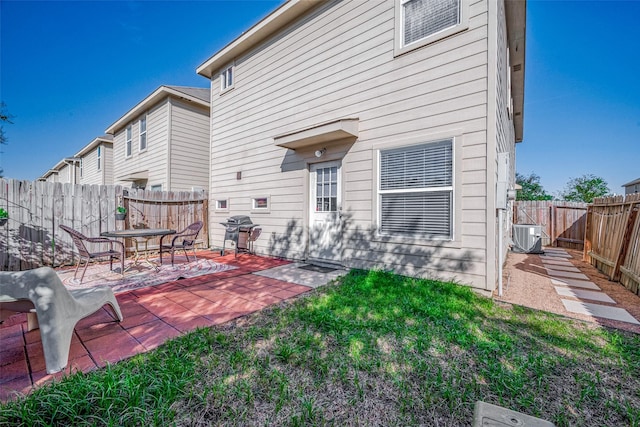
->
220;64;234;92
216;199;228;210
150;184;162;192
251;196;270;213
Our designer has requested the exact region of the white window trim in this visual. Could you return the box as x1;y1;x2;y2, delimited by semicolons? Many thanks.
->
139;114;147;152
251;195;270;213
394;0;470;57
215;198;229;212
372;132;463;248
96;146;101;171
125;126;132;158
220;63;235;94
150;184;162;192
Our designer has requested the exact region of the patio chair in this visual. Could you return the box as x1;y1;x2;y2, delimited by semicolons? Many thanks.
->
159;221;203;266
60;224;125;283
0;267;123;374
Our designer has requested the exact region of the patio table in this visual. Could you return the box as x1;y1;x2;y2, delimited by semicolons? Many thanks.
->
101;228;176;271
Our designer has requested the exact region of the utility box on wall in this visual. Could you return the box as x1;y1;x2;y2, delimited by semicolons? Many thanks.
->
512;224;543;254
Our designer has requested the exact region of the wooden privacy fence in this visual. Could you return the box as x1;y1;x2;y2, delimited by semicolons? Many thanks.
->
0;179;208;271
513;201;588;249
584;193;640;295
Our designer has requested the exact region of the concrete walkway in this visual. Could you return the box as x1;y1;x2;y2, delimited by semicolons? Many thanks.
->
0;252;344;402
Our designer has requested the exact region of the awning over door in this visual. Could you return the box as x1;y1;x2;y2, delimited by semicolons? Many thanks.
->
274;118;359;150
118;170;149;181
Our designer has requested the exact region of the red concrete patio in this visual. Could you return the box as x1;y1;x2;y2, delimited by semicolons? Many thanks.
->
0;252;312;402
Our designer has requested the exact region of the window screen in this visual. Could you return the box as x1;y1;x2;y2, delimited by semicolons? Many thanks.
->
379;140;453;238
403;0;460;46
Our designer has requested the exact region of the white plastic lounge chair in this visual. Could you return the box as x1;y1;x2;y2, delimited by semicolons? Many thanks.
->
0;267;123;374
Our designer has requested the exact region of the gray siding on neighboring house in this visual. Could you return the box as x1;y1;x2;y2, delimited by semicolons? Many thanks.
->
169;98;210;191
206;0;506;289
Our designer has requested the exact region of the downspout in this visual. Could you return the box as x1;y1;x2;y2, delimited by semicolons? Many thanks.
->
166;98;172;191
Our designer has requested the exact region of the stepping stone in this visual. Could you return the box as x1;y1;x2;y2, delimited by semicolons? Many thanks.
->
561;300;640;325
540;258;574;267
545;268;589;281
542;264;581;273
541;253;572;259
554;287;616;303
543;248;568;254
551;278;601;290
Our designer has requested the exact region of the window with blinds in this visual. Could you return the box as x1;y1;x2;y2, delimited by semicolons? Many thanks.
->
379;139;453;238
402;0;460;46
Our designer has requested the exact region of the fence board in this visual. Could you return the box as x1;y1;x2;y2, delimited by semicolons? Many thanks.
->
0;179;208;271
585;194;640;295
513;201;588;249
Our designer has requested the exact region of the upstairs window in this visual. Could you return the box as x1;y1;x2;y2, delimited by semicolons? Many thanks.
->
139;115;147;151
379;139;453;239
125;126;132;157
80;158;83;177
97;146;101;171
220;64;234;92
396;0;467;55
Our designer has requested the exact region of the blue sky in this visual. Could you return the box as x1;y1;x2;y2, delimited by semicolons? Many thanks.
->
1;0;638;196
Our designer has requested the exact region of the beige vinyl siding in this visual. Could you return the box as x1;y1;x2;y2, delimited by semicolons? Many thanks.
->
114;101;169;187
493;0;516;283
57;163;79;184
103;144;114;185
79;144;113;185
169;98;210;191
209;0;491;288
80;147;99;185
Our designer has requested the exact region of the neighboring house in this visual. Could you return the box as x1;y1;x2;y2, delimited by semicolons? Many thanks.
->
38;157;81;184
105;85;211;192
622;178;640;195
197;0;526;292
74;135;114;186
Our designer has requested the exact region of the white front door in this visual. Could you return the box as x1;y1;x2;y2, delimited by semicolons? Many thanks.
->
309;161;342;264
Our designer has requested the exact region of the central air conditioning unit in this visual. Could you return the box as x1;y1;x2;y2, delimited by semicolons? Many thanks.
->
512;224;543;254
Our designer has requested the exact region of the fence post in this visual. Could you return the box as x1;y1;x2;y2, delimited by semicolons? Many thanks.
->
583;205;592;262
613;204;637;281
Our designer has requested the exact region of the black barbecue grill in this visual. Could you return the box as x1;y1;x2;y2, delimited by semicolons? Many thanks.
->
219;215;261;256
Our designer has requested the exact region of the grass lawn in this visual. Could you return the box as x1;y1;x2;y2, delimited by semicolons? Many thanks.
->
1;269;639;426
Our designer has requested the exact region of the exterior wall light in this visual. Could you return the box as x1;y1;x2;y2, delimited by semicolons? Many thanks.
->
314;148;326;158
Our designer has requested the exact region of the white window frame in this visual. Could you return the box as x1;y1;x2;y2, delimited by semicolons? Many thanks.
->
96;146;101;171
80;158;84;177
125;126;132;158
251;195;270;213
139;114;147;152
150;184;162;192
377;138;455;240
215;199;229;212
394;0;469;56
220;63;235;93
